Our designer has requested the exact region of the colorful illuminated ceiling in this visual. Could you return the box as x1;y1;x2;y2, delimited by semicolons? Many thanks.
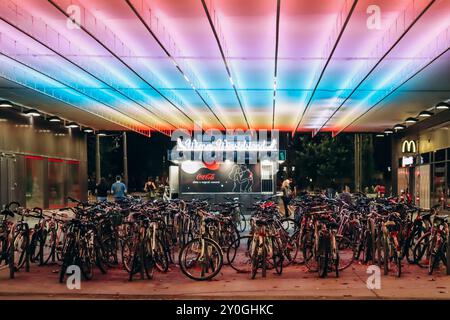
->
0;0;449;136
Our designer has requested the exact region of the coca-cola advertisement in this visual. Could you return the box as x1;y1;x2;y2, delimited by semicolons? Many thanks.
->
180;161;261;193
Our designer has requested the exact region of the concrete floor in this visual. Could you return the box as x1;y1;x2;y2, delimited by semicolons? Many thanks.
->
0;261;449;300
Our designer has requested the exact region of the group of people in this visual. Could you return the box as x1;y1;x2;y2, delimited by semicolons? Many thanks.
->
143;176;168;200
93;175;168;202
95;176;128;202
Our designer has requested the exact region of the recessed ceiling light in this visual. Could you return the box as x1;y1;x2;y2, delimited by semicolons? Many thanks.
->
384;129;394;134
405;117;418;124
394;124;406;130
48;116;62;122
436;102;450;110
418;110;433;118
0;100;13;108
65;121;79;129
24;109;41;117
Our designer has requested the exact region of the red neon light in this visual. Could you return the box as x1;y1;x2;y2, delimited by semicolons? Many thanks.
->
48;158;64;163
66;160;80;164
25;155;44;160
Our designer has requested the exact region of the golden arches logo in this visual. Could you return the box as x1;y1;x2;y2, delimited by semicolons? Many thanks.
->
402;140;416;153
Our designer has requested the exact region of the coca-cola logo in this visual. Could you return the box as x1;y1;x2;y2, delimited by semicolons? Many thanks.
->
196;173;215;181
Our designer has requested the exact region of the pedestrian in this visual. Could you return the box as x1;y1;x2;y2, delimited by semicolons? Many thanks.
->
144;177;156;200
340;185;352;204
111;175;127;202
95;177;109;202
281;179;293;218
374;182;386;198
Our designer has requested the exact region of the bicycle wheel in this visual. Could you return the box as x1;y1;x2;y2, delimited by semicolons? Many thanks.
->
79;244;94;280
336;235;354;271
227;236;252;273
43;229;56;265
382;235;389;276
154;238;169;272
121;238;135;273
251;238;259;279
12;229;28;271
179;237;223;281
317;237;329;278
238;213;247;233
413;232;431;268
272;239;283;275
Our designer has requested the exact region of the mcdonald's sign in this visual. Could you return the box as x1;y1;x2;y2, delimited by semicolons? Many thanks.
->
402;140;417;154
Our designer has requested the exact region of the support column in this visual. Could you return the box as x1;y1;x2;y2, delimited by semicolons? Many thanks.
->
354;134;362;192
95;134;101;184
123;131;129;186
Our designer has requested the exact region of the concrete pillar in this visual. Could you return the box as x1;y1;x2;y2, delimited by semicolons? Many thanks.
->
354;134;362;192
95;134;101;184
123;131;129;186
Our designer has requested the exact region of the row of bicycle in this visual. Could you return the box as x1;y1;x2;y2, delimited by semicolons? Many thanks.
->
0;194;448;282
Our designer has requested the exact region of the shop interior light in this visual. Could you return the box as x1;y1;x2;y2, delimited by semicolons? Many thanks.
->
384;129;394;134
65;121;79;129
97;132;107;137
405;117;418;124
394;124;406;130
24;109;41;117
418;110;433;118
0;100;13;108
48;116;62;122
376;134;385;138
83;127;94;133
436;102;450;110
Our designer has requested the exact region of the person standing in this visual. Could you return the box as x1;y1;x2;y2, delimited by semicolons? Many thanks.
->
95;177;109;202
111;175;127;202
144;177;156;200
281;179;293;218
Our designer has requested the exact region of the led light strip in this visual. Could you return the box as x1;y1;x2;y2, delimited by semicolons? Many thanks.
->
313;0;436;136
48;0;194;127
201;0;250;129
334;35;450;135
0;44;166;135
291;0;358;135
271;0;281;129
0;14;176;131
125;0;226;130
0;55;152;136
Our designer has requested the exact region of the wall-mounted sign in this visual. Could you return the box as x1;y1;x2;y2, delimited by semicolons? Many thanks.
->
180;162;261;193
402;140;417;154
402;156;414;167
176;138;278;152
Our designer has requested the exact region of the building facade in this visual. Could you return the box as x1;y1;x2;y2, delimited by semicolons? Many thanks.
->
392;110;450;209
0;107;87;209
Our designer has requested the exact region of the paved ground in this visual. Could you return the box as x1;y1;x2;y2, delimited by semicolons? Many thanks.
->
1;261;449;300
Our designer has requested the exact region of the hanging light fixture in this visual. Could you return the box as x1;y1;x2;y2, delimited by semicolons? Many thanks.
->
24;109;41;117
65;121;79;129
384;129;394;134
436;102;450;110
394;124;406;130
418;110;433;118
83;127;94;133
0;100;13;108
48;116;62;123
405;117;418;124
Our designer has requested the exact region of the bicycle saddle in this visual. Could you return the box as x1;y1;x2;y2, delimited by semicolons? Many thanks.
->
0;209;14;218
434;215;448;222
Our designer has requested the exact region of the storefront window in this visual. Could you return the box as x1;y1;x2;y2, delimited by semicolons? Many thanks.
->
432;162;446;206
25;156;44;208
420;152;430;165
67;161;80;202
434;149;446;162
48;159;65;208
